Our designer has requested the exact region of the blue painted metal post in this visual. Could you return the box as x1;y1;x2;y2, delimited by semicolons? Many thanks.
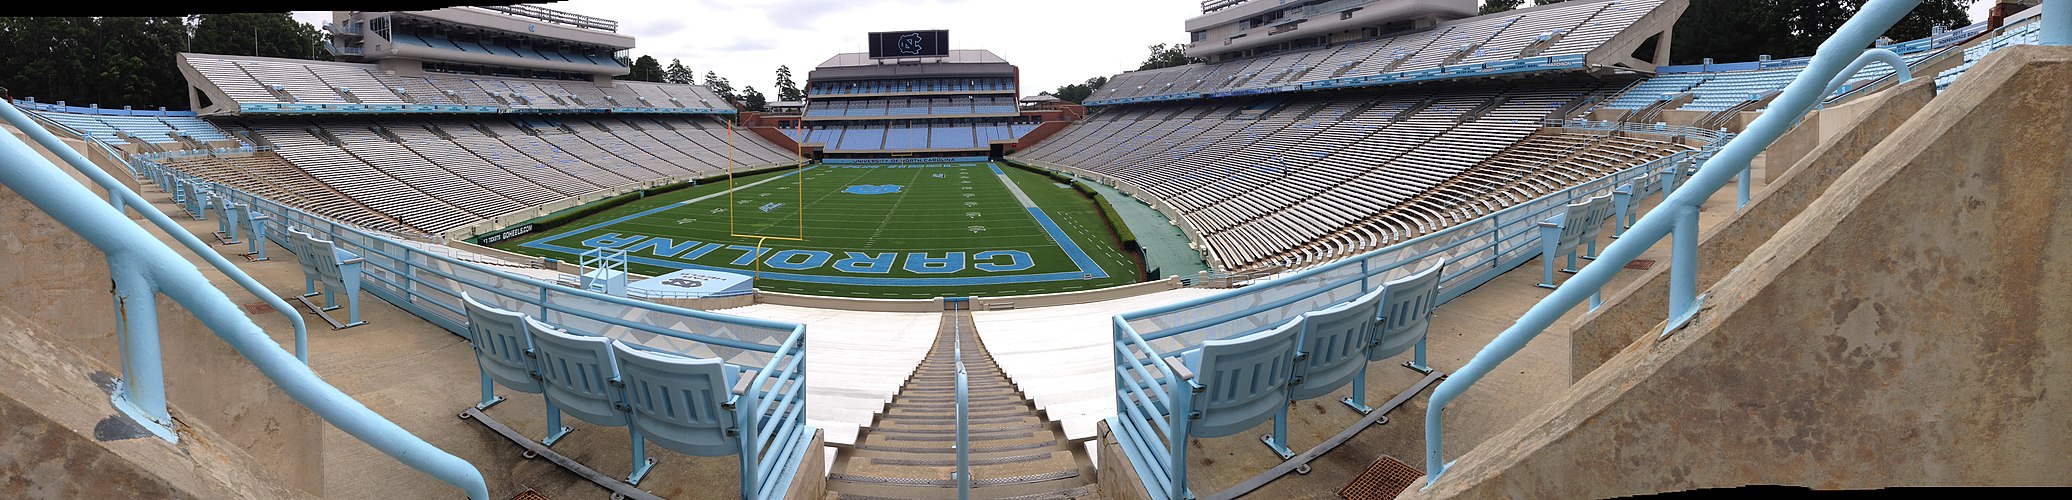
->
111;263;170;426
2045;0;2069;46
1737;165;1752;209
1667;206;1700;333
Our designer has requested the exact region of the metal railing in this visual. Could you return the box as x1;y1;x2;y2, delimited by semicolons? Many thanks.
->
1421;0;1969;488
0;102;490;497
134;154;815;498
953;300;972;499
1107;131;1727;499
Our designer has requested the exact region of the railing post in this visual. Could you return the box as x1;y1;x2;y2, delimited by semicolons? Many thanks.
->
2046;0;2069;46
110;261;171;428
1666;205;1701;334
1737;164;1752;209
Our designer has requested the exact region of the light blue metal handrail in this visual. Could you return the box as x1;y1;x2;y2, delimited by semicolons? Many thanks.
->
1422;0;1933;488
1820;48;1914;101
954;302;971;499
0;102;313;365
0;108;490;499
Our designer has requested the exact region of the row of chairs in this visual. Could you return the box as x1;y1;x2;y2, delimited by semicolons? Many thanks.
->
462;292;755;487
1159;258;1443;460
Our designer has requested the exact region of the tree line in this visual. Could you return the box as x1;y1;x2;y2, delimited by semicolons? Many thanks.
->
619;55;808;113
0;14;325;109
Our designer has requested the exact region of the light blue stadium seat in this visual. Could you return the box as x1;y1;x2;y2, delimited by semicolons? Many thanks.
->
300;229;366;328
284;227;322;296
1370;259;1443;367
461;292;569;443
527;315;630;447
1262;285;1385;458
1160;316;1300;449
1536;194;1614;289
611;341;748;485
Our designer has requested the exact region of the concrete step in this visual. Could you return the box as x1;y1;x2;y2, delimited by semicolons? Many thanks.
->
828;308;1094;500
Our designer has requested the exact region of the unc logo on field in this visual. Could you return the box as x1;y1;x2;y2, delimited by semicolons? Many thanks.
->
843;184;904;195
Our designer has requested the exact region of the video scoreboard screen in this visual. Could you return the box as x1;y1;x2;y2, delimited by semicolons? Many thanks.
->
868;30;950;59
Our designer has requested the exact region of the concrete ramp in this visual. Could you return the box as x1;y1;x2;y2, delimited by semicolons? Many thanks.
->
1405;45;2072;499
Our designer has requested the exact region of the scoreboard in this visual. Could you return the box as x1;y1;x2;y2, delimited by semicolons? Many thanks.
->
868;30;950;59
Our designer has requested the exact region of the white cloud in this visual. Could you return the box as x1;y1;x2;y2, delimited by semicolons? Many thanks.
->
296;0;1195;96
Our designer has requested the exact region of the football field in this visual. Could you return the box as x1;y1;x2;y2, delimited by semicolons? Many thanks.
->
490;162;1144;298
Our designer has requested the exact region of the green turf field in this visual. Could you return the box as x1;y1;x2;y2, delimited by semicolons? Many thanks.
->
489;162;1146;298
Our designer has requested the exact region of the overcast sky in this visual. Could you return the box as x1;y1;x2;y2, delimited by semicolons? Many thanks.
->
295;0;2001;97
297;0;1199;96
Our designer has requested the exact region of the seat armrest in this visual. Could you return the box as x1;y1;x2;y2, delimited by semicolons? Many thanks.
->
1538;212;1567;228
731;369;760;396
340;257;365;266
1162;356;1195;382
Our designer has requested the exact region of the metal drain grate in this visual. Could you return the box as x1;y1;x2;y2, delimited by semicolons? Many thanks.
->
870;423;1041;435
883;431;1034;442
1339;455;1422;500
975;469;1080;486
510;489;550;500
995;485;1097;500
858;440;1057;454
872;452;1051;467
830;469;1076;488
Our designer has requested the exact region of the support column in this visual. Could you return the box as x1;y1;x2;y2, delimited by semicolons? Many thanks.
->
2046;0;2070;46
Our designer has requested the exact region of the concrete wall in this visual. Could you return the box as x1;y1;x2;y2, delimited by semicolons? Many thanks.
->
1568;75;1937;383
1;125;327;495
0;306;314;499
1409;45;2072;499
1095;421;1155;500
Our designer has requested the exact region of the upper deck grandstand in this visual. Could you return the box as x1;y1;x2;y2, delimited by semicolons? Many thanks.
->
1;1;2068;500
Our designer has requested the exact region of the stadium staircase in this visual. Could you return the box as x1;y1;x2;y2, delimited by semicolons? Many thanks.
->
826;303;1096;499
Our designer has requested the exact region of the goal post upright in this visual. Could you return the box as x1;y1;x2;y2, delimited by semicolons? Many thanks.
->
724;119;807;243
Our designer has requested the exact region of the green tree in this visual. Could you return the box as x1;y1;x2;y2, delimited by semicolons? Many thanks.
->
0;17;193;108
189;13;326;61
1481;0;1526;14
1669;0;1972;65
702;71;737;103
774;65;803;102
1051;75;1108;103
664;58;694;84
1137;43;1195;71
627;55;665;82
739;85;767;112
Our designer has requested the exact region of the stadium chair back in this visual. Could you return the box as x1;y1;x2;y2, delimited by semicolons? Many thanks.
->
463;292;543;394
1373;259;1444;361
1181;317;1301;438
526;316;630;427
1290;286;1384;402
612;341;744;456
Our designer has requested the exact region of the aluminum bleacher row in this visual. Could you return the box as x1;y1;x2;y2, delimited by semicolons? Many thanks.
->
1010;81;1693;272
386;31;626;70
803;96;1018;117
790;122;1043;152
165;114;799;235
1937;20;2044;92
1604;20;1990;114
807;77;1014;95
30;110;242;146
1088;0;1673;105
182;54;729;113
